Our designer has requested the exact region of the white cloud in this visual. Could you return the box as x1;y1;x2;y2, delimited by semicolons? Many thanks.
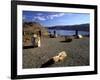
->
37;13;43;16
47;13;65;20
59;13;65;16
33;13;65;21
34;16;46;21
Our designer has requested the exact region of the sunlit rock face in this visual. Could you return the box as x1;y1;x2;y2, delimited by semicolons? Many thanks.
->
78;35;83;39
53;51;67;62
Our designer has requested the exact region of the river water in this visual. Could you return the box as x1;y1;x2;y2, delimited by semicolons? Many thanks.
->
48;30;89;36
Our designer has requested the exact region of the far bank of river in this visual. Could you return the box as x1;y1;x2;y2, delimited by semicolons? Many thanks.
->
48;29;89;36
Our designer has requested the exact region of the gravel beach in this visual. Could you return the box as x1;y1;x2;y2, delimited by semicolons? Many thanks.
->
23;37;89;68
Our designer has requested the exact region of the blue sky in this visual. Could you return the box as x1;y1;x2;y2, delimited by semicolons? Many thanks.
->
23;11;90;27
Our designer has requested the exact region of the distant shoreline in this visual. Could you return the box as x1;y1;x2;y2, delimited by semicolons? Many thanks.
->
48;29;89;36
46;23;89;32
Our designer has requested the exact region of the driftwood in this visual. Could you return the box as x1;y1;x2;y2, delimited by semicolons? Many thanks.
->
41;51;67;68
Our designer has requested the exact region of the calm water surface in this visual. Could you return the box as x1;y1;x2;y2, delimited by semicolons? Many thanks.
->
49;30;89;36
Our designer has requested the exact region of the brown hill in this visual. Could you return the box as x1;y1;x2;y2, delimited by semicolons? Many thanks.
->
23;22;49;47
23;22;49;36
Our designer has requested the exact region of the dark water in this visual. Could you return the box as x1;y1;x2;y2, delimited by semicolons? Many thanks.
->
48;30;89;36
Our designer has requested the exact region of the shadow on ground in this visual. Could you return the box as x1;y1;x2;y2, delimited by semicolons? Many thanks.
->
23;46;38;49
40;58;55;68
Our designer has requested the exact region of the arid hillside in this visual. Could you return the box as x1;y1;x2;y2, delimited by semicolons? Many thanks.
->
23;22;49;46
